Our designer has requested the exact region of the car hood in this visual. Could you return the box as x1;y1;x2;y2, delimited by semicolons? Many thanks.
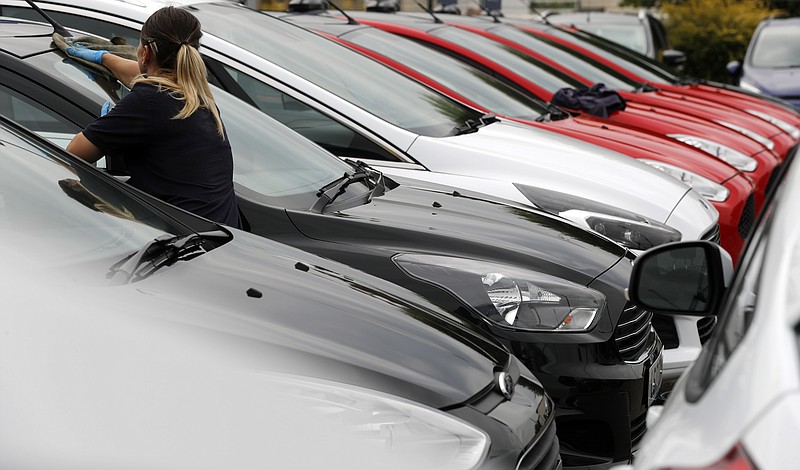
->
747;66;800;98
27;230;513;409
290;176;627;283
545;116;740;183
408;120;701;225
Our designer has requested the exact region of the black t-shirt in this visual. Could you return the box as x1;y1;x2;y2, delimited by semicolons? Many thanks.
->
83;83;242;229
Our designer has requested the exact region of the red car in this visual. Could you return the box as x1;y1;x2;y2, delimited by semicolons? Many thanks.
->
345;11;780;215
278;11;754;261
520;17;800;135
442;14;798;161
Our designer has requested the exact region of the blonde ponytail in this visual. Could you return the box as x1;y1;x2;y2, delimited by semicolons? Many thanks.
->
133;6;224;137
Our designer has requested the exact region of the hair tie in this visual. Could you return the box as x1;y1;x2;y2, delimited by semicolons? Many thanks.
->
180;40;189;45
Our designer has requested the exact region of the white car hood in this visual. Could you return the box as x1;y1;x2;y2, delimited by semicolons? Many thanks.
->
405;120;719;240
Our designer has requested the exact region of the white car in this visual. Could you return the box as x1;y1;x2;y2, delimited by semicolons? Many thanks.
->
621;148;800;469
0;0;719;253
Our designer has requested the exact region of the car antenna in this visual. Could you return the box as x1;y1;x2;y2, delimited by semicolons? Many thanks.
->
413;1;443;24
326;0;359;25
24;0;72;37
528;5;553;25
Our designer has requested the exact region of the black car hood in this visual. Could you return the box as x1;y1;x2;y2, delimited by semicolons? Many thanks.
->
291;177;627;284
126;230;512;408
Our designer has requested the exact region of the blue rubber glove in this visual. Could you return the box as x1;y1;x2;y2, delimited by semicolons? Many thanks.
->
65;41;107;65
100;100;113;116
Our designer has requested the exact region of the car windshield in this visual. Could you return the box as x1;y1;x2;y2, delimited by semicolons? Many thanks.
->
750;22;800;68
553;27;679;83
212;90;365;210
576;23;648;55
485;25;636;91
341;27;548;120
428;25;583;93
0;122;183;280
190;2;484;137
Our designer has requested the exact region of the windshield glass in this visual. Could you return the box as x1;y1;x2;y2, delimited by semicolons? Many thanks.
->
750;22;800;68
212;90;364;209
191;2;483;136
343;27;547;120
430;26;582;93
537;25;678;83
579;24;647;55
486;25;636;91
0;123;180;279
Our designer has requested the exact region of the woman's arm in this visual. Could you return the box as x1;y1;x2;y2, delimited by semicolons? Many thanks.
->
66;132;104;164
101;54;140;88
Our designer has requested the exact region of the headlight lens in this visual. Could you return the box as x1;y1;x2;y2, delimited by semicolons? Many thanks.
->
746;109;800;139
715;121;775;150
668;134;758;172
513;184;682;250
640;159;730;202
278;374;489;470
394;254;605;332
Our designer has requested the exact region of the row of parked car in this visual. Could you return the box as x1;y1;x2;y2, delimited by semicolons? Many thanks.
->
0;1;797;469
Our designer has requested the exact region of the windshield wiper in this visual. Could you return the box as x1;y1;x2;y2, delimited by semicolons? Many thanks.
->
311;160;384;213
107;230;228;285
535;103;571;122
451;113;499;135
633;82;660;93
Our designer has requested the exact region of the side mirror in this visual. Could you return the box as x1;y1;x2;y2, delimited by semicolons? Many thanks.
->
662;49;687;67
627;241;733;316
726;60;743;77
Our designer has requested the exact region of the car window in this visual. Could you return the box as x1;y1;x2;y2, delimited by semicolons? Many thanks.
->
0;122;184;278
0;84;81;143
750;22;800;68
0;7;141;47
685;209;768;401
574;23;648;56
213;62;403;162
188;2;485;138
430;26;584;93
342;28;548;121
485;25;635;91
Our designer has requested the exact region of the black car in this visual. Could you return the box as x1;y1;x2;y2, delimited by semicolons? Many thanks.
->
1;17;662;468
0;109;562;469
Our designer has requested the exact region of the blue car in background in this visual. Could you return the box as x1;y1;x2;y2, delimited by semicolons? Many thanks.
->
727;16;800;109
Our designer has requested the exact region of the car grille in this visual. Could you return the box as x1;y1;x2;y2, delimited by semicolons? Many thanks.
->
517;412;561;470
701;223;721;244
697;316;717;345
614;304;654;362
650;315;679;349
630;412;648;451
738;193;756;240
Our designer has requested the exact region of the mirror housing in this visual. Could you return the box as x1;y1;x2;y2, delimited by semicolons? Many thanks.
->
627;241;733;316
726;60;743;77
662;49;687;68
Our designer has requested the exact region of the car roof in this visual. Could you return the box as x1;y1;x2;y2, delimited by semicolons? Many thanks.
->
0;18;58;57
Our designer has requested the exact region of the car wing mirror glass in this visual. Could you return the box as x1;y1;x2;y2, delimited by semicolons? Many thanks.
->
628;241;731;316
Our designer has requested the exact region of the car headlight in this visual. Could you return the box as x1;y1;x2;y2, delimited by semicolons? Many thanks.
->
640;159;730;202
394;254;605;332
277;374;489;470
738;79;763;95
746;109;800;139
513;184;682;250
715;121;775;150
668;134;759;172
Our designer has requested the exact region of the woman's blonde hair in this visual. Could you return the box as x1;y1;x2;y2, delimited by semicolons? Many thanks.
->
133;6;224;136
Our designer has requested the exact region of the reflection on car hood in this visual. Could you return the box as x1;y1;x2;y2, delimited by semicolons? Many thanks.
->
409;120;696;226
291;176;627;282
113;230;511;408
